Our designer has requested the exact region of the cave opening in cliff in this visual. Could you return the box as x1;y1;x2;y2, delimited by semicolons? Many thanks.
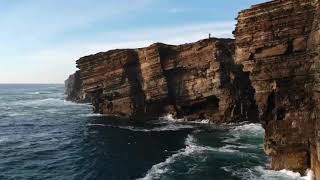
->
181;96;220;118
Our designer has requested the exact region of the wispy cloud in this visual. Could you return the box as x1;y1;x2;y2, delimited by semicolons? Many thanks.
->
0;21;235;83
0;0;245;83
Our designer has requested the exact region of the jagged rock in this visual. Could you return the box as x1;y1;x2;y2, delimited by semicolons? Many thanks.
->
66;39;258;123
234;0;320;175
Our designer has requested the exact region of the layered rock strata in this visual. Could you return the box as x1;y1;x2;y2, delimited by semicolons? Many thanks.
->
66;39;258;122
234;0;320;175
65;0;320;177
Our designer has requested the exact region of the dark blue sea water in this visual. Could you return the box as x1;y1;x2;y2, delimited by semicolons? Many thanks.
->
0;84;313;180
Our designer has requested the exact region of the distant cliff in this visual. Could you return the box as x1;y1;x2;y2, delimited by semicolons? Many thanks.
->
66;38;258;122
66;0;320;178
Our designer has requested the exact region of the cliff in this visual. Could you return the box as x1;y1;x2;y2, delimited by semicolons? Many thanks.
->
65;0;320;178
66;38;258;122
234;0;320;176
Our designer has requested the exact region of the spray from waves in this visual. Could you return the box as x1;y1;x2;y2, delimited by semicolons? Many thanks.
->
138;134;243;180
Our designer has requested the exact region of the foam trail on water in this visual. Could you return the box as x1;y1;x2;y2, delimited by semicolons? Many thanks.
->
159;114;184;122
159;114;211;124
223;165;315;180
87;123;194;132
27;92;40;95
138;134;241;180
223;123;264;144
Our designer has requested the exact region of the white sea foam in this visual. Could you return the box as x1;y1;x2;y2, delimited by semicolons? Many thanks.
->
138;135;241;180
81;113;105;117
14;98;92;107
222;165;315;180
231;123;265;136
159;114;184;122
159;114;212;124
257;167;315;180
7;112;31;117
223;123;264;145
27;92;40;95
0;137;9;144
87;123;194;132
87;123;108;127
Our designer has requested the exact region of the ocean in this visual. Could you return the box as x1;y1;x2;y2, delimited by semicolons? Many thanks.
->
0;84;313;180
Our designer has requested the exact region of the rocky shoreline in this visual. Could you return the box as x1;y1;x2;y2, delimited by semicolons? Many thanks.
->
66;0;320;178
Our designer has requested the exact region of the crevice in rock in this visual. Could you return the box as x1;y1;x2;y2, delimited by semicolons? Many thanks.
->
123;51;146;119
276;107;286;121
266;91;276;123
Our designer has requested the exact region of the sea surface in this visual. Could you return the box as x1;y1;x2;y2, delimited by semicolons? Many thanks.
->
0;84;314;180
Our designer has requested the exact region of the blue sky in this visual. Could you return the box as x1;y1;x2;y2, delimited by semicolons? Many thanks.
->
0;0;268;83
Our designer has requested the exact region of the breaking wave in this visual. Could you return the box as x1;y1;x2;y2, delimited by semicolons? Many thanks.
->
223;123;264;144
158;114;210;124
138;134;243;180
87;123;194;132
13;98;91;107
222;165;315;180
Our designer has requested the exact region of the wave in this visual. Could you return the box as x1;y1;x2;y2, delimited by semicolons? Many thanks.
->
221;165;314;180
158;114;210;124
0;137;9;144
159;114;184;122
222;123;264;144
231;123;265;136
256;167;315;180
13;98;92;107
87;123;194;132
80;113;106;117
27;92;41;95
138;134;241;180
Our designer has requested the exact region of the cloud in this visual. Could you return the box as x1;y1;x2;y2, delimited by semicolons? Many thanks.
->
0;21;235;84
0;0;236;83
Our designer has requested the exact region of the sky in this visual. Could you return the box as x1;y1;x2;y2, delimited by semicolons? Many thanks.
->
0;0;268;84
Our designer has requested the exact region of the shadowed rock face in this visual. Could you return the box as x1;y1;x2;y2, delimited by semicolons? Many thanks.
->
234;0;320;175
65;71;85;102
66;38;258;123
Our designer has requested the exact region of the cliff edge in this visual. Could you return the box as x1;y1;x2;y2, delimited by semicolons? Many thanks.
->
66;0;320;178
66;38;258;122
234;0;320;176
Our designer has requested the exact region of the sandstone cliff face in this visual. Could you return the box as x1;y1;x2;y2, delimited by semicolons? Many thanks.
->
67;39;258;122
234;0;320;175
66;0;320;177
